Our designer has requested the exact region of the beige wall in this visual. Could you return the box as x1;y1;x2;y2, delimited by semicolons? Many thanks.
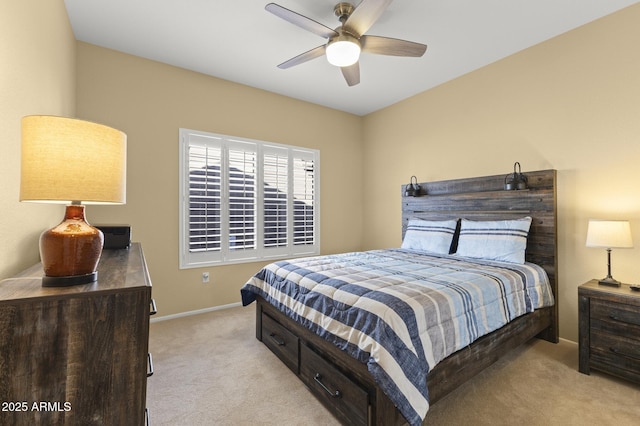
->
76;43;364;316
0;0;76;278
362;4;640;342
4;2;638;342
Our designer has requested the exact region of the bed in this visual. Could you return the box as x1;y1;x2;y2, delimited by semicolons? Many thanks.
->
241;169;558;425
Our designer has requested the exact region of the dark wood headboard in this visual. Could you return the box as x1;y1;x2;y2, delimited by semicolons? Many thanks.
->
401;169;558;340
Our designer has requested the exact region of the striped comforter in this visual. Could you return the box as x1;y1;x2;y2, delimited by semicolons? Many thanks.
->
241;249;554;425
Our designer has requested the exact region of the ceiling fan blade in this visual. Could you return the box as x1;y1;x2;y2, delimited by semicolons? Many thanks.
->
266;3;338;39
341;63;360;86
277;45;326;69
361;35;427;57
343;0;393;37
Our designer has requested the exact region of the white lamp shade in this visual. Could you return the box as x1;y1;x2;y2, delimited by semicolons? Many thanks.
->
326;37;361;67
586;220;633;249
20;115;127;204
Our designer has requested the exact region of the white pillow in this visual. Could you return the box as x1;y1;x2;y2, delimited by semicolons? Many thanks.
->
401;219;458;254
455;217;532;264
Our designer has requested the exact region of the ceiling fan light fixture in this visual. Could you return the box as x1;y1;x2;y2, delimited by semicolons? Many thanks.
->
326;35;361;67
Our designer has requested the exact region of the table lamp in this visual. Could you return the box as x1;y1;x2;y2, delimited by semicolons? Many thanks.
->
20;115;127;287
586;219;633;287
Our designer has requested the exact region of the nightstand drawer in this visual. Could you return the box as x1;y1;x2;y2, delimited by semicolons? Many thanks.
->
591;329;640;362
591;298;640;328
590;329;640;381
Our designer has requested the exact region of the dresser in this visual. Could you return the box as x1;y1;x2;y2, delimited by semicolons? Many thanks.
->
0;243;154;426
578;280;640;384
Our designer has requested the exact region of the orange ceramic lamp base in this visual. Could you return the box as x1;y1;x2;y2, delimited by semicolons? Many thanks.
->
40;204;104;287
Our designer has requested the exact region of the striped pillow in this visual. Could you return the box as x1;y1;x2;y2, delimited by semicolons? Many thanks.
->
455;217;532;264
401;219;458;254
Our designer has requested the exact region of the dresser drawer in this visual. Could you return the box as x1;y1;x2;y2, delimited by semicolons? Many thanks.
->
262;313;299;373
300;343;369;426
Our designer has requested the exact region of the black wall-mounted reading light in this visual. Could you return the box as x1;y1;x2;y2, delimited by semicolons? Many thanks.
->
504;162;528;190
404;176;422;197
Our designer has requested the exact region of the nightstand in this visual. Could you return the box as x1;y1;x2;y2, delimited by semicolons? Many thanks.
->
578;280;640;384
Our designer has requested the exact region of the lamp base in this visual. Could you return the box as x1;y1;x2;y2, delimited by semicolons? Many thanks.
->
39;204;104;287
42;272;98;287
598;277;622;287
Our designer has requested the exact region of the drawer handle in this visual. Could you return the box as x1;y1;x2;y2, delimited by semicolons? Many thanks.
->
147;353;154;377
269;333;286;346
150;299;158;316
609;314;640;327
610;347;640;361
314;373;342;398
145;408;150;426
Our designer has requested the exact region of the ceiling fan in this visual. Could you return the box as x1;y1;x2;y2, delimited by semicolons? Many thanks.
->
266;0;427;86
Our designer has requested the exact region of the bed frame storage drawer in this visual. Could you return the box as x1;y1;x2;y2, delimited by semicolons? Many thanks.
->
300;344;369;426
261;312;300;373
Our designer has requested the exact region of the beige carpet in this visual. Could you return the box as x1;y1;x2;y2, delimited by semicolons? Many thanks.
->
147;306;640;425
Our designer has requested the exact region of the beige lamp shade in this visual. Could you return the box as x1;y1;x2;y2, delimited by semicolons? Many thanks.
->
20;115;126;204
586;220;633;249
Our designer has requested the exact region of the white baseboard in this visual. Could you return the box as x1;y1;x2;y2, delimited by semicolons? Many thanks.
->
150;301;243;323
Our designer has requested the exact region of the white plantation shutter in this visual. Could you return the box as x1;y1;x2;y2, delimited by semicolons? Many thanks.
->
182;133;223;265
263;146;288;250
180;129;320;268
227;141;257;258
293;153;315;247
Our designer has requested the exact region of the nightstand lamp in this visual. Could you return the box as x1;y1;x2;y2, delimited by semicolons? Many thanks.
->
20;115;127;287
586;219;633;287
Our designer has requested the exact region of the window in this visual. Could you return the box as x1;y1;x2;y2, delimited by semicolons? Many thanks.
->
179;129;320;268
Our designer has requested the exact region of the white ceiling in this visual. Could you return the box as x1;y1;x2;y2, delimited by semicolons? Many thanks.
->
64;0;638;116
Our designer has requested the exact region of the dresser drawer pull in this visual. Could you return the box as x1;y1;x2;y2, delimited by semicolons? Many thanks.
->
147;353;154;377
145;408;150;426
314;373;342;398
150;299;158;316
269;332;286;346
610;347;640;361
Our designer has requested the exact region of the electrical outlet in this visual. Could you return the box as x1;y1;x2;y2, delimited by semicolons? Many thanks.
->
202;272;210;283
